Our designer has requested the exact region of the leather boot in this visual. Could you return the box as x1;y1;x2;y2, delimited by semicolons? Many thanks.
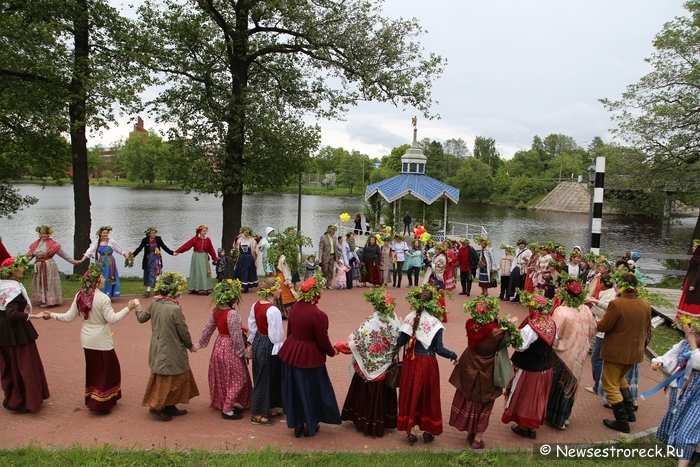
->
620;388;636;422
466;281;472;296
603;402;630;433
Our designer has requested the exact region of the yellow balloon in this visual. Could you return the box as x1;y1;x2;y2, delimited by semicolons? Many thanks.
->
420;232;431;243
340;212;351;223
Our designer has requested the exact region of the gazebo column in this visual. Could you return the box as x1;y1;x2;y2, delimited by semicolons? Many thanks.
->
443;196;448;239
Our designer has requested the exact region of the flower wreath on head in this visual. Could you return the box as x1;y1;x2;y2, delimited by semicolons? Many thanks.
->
0;255;30;279
144;227;157;236
196;225;208;234
405;284;443;319
694;239;700;248
257;278;281;299
475;236;491;247
363;285;395;318
555;272;586;308
609;270;641;296
80;262;103;289
154;271;188;298
95;226;112;237
36;225;53;235
583;252;597;263
548;259;564;269
516;237;528;246
214;278;243;308
499;243;515;255
528;242;541;253
239;226;255;237
297;272;325;303
518;289;553;314
463;294;500;325
675;312;700;334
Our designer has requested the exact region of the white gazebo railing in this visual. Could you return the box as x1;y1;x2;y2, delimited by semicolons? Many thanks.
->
433;221;488;242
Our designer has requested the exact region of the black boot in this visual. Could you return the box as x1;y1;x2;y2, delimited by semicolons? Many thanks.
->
466;281;472;296
603;402;630;433
620;388;636;422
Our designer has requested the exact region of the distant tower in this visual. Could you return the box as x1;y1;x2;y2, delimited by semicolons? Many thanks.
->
401;119;427;175
129;116;148;142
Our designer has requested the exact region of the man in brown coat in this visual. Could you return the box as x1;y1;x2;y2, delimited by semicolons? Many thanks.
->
318;225;338;289
596;273;651;433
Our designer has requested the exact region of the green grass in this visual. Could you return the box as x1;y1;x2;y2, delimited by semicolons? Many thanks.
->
0;442;678;467
655;276;684;290
20;273;151;298
649;324;684;356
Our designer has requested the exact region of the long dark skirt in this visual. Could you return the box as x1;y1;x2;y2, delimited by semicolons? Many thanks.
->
251;334;282;416
545;358;577;429
449;390;495;434
84;348;122;411
0;342;50;412
397;354;443;435
341;372;397;437
361;261;383;286
281;362;341;437
233;250;259;288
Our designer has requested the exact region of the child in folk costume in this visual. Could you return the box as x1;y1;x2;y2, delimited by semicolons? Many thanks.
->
215;248;231;282
647;314;700;467
335;259;350;289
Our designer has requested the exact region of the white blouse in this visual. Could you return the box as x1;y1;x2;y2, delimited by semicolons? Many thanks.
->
83;238;126;258
247;301;285;355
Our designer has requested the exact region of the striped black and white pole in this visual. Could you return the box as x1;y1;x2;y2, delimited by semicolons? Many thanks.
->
590;156;606;255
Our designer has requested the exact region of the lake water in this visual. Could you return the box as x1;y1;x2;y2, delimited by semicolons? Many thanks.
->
0;184;695;276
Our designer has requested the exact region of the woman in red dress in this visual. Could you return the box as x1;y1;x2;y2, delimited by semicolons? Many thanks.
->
678;239;700;318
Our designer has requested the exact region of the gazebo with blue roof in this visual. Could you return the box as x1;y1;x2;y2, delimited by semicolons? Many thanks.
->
365;120;460;239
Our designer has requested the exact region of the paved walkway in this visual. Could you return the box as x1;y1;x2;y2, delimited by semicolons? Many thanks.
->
1;287;670;451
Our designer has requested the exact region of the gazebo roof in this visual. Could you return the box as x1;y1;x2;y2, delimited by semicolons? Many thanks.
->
365;173;460;204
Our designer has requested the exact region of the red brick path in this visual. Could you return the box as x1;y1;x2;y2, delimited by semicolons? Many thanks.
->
0;288;669;451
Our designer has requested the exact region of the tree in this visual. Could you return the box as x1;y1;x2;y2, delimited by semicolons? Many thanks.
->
473;136;503;171
136;0;443;249
337;150;366;195
443;137;470;158
446;158;493;203
600;0;700;246
381;144;411;173
314;146;349;176
0;1;147;272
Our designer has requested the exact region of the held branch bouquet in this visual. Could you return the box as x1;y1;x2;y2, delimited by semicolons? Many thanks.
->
124;253;135;268
497;315;524;349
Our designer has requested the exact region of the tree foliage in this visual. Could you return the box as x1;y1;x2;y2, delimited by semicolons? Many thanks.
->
136;0;444;248
446;158;493;203
473;136;503;171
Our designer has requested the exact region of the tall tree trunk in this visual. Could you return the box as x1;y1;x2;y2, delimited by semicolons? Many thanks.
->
70;0;91;275
222;188;243;251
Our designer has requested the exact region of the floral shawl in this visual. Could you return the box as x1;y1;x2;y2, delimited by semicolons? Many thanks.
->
0;280;31;314
348;310;401;381
400;310;444;349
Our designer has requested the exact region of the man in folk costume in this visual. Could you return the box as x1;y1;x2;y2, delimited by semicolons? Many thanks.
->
545;275;597;430
507;238;531;302
596;273;652;434
502;291;557;439
318;225;338;288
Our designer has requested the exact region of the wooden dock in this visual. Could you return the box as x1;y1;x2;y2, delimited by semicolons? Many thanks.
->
647;287;682;322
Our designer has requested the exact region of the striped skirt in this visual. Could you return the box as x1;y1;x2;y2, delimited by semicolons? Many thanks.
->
84;348;122;411
501;367;553;429
449;390;495;434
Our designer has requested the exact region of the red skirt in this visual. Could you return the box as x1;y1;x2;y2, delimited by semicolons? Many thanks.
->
524;274;535;294
341;372;397;437
361;261;383;286
84;348;121;411
397;355;443;435
449;390;495;434
678;277;700;315
0;342;50;412
501;367;552;429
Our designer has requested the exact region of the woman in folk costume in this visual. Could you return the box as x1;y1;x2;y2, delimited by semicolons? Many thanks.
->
443;240;458;292
258;227;276;279
532;242;555;292
136;272;199;421
0;237;9;264
678;239;700;318
545;274;597;430
27;225;76;307
334;286;401;437
396;285;458;445
428;244;449;322
379;236;393;286
523;242;541;294
650;314;700;467
476;237;496;296
196;278;253;420
267;231;301;319
232;227;259;293
0;256;49;412
46;263;138;414
449;295;519;450
278;273;342;438
502;290;557;439
79;226;130;298
131;227;175;298
247;277;285;425
361;235;384;287
174;225;217;295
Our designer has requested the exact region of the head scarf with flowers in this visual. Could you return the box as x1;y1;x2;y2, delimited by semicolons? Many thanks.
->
555;272;586;309
346;285;402;380
257;277;281;300
75;262;102;319
401;285;445;357
154;271;188;302
297;272;325;304
0;256;32;314
518;289;556;346
462;294;501;347
214;278;243;308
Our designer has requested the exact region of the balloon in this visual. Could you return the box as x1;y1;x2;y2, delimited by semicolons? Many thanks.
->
420;232;431;243
385;226;392;233
339;212;351;223
381;227;387;233
414;225;427;238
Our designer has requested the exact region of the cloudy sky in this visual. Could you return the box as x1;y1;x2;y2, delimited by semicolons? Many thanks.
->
96;0;688;160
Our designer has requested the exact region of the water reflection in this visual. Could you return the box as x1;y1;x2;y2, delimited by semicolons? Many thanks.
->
0;184;694;276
